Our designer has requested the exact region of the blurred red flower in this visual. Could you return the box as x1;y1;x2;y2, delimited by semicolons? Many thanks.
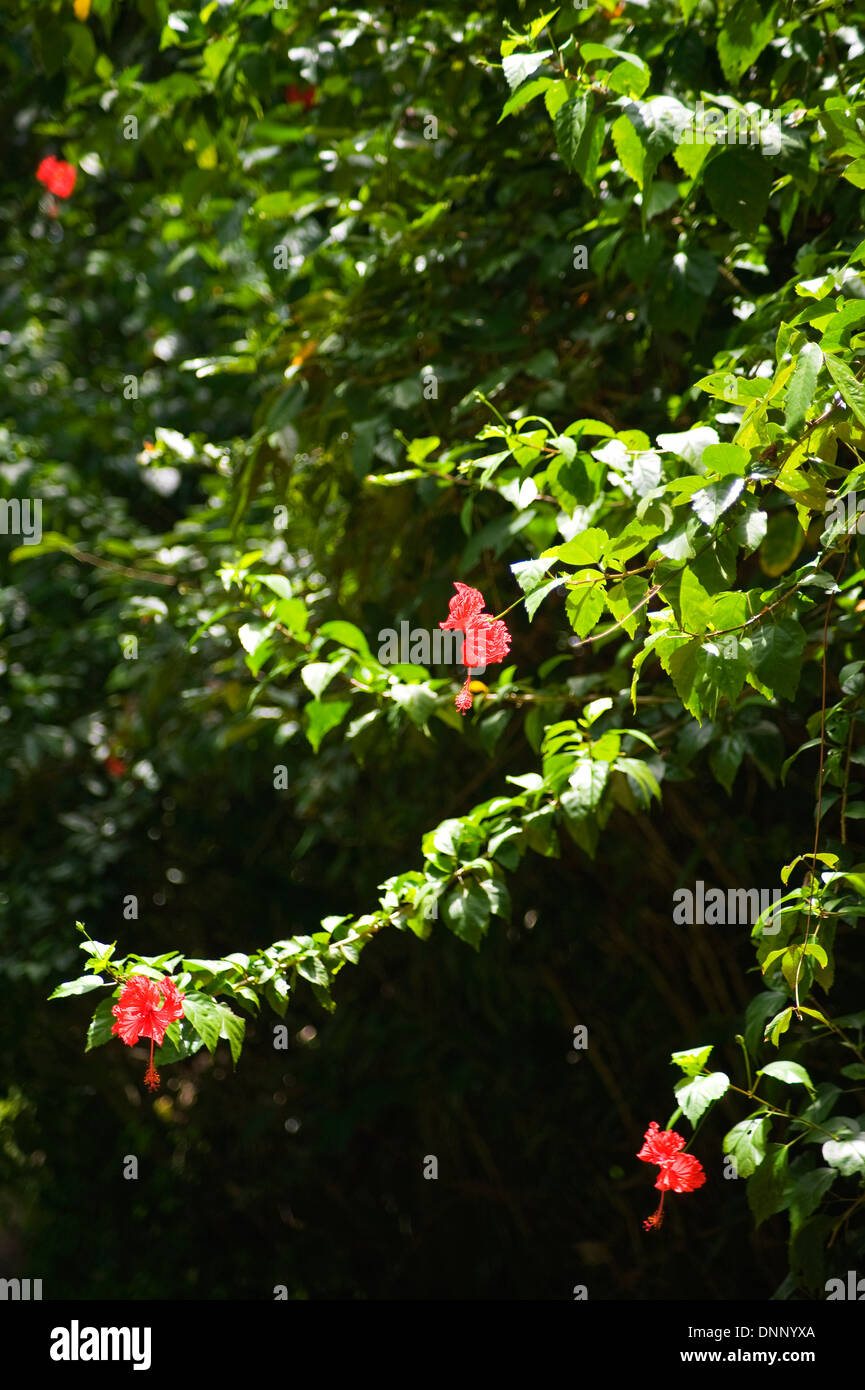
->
111;976;186;1092
36;156;77;198
285;84;317;111
104;755;127;778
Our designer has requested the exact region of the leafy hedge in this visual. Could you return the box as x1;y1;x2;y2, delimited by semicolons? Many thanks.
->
4;0;865;1296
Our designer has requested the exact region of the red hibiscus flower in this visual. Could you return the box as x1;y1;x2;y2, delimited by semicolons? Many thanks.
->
438;582;512;715
440;582;485;631
111;976;186;1092
463;616;512;669
36;156;77;199
285;84;317;111
654;1152;706;1193
637;1120;705;1230
636;1119;685;1165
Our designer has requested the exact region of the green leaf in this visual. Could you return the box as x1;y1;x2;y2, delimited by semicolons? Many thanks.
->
580;43;647;73
86;997;118;1051
745;990;788;1054
565;759;609;813
747;617;806;701
823;353;865;429
667;638;748;721
318;620;372;659
710;732;746;794
747;1143;790;1226
529;9;559;41
525;576;563;620
391;682;437;727
623;96;690;211
657;517;699;561
611;113;645;187
258;573;296;601
404;436;441;465
441;880;491;949
674;1070;729;1124
704;148;773;239
733;498;767;552
671;1044;714;1076
301;662;338;698
271;598;309;636
571;115;604;190
153;1019;205;1066
759;512;805;576
502;51;552;92
566;574;606;638
784;343;823;437
657;424;720;465
512;557;554;592
764;1007;794;1046
305;700;351;753
265;975;291;1019
723;1114;771;1179
178;994;244;1066
182;958;242;982
672;128;711;180
216;1002;245;1067
701;443;750;477
238;623;275;676
544;80;570;120
182;991;225;1053
480;876;511;921
787;1165;836;1235
548;528;606;565
614;757;661;807
554;92;593;174
820;301;865;353
297;955;328;987
691;477;745;527
758;1060;816;1096
499;76;552;121
822;1118;865;1176
717;0;778;83
605;575;649;637
253;191;338;219
606;60;650;100
48;975;105;1000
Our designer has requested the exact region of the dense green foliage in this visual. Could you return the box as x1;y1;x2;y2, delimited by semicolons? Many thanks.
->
3;0;865;1299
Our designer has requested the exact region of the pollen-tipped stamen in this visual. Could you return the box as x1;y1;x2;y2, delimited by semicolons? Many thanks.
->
144;1037;160;1092
455;676;473;714
643;1193;665;1231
